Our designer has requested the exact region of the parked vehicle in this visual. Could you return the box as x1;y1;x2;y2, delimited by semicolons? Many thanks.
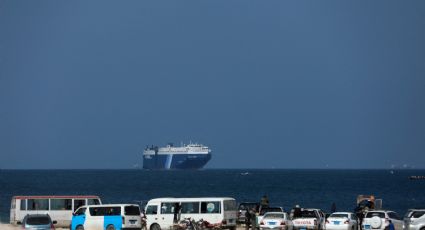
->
144;197;237;230
10;195;101;228
259;212;293;230
256;207;285;229
19;214;57;230
403;209;425;230
71;204;142;230
237;202;259;224
292;208;326;230
362;211;403;230
325;212;358;230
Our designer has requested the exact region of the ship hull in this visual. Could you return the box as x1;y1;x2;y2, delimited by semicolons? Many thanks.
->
143;153;211;170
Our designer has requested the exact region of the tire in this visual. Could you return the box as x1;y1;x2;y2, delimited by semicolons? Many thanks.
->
76;226;84;230
370;217;382;229
151;223;162;230
106;225;116;230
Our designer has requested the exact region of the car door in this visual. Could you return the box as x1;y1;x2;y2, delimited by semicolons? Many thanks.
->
86;207;105;230
145;204;159;228
159;202;177;229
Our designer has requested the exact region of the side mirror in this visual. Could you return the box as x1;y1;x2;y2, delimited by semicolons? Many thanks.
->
17;221;22;225
53;221;57;224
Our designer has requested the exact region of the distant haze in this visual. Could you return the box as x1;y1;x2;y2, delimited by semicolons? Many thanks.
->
1;1;424;169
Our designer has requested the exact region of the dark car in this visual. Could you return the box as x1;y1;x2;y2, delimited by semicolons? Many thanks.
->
237;202;260;224
19;214;56;230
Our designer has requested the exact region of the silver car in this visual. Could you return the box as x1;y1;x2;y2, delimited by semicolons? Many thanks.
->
404;209;425;230
20;214;57;230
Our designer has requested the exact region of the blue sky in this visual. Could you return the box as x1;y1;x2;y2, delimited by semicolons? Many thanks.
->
1;1;425;169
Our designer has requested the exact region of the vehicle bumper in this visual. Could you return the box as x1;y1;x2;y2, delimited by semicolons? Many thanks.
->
326;224;351;230
294;226;318;230
404;224;422;230
362;225;385;230
260;226;287;230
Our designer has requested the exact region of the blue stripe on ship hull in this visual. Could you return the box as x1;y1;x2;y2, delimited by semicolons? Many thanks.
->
143;153;211;170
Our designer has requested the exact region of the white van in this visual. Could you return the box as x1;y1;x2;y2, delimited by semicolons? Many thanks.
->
71;204;142;230
144;197;237;230
10;195;102;227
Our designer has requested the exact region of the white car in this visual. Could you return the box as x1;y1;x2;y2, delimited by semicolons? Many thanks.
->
362;211;403;230
256;207;285;229
403;209;425;230
260;212;294;230
292;208;326;230
325;212;358;230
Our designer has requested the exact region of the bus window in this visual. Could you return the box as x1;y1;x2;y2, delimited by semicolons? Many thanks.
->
74;199;86;211
88;199;101;205
90;207;121;216
51;199;72;210
20;199;26;210
28;199;49;211
224;200;237;211
146;205;158;215
160;203;175;214
181;202;199;214
74;207;86;216
201;202;220;214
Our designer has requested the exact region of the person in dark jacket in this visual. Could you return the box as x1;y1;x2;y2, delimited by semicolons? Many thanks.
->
260;195;269;208
245;208;252;230
331;203;336;213
173;203;181;224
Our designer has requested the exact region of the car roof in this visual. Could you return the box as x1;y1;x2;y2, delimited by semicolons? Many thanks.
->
366;210;393;213
25;214;51;217
264;212;285;215
80;204;139;208
331;212;353;215
239;202;259;205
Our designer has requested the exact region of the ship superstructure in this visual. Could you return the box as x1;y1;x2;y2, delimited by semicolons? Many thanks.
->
143;143;212;170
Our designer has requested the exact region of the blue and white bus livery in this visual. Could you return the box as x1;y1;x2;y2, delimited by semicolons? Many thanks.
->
71;204;142;230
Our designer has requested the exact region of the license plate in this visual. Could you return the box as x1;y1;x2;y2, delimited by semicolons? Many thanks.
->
269;222;276;225
364;225;371;230
334;221;340;225
300;228;306;230
130;220;137;224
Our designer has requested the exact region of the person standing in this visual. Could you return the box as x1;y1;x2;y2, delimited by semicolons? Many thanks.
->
245;208;252;230
260;195;269;208
331;203;336;213
173;203;181;224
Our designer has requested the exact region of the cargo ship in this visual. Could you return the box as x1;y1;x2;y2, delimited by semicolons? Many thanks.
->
143;143;212;170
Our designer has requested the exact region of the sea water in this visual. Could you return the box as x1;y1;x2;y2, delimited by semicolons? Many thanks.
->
0;169;424;223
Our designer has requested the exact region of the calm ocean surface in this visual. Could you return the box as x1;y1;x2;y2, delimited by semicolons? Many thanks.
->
0;169;424;223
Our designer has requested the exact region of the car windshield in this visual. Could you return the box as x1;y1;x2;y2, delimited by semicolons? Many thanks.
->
365;212;385;218
330;214;349;218
264;213;284;219
125;206;141;215
26;216;50;225
261;208;282;215
411;211;425;218
301;210;317;218
239;203;258;210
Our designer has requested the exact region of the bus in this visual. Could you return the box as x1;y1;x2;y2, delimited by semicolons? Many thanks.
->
10;195;102;227
144;197;237;230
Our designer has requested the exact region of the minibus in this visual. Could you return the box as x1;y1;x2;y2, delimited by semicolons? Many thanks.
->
10;195;102;227
144;197;237;230
71;204;142;230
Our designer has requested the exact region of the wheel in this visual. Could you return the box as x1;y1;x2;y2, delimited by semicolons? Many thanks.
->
76;226;84;230
106;225;116;230
151;223;162;230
